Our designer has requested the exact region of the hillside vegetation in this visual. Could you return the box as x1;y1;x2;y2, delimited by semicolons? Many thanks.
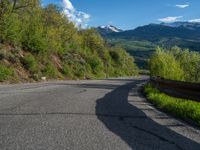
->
145;84;200;126
107;39;155;69
0;0;138;82
149;46;200;82
101;23;200;69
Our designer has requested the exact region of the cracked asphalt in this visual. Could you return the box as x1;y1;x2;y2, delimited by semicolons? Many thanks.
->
0;76;199;150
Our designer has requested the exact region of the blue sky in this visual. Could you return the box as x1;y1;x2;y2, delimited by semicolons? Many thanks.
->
42;0;200;30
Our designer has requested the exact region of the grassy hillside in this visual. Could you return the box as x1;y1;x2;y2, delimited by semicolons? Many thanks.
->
0;1;138;83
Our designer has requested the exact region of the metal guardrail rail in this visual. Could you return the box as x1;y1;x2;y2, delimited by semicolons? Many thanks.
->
150;77;200;102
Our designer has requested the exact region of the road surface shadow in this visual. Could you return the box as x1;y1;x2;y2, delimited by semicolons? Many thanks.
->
95;80;200;150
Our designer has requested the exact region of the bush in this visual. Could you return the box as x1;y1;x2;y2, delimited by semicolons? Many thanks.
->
19;5;48;53
109;50;120;62
42;63;59;78
74;67;85;78
0;13;22;44
149;46;200;82
109;47;139;76
0;64;13;81
0;51;6;60
22;21;47;53
87;56;104;75
62;64;73;77
171;47;200;82
21;54;39;74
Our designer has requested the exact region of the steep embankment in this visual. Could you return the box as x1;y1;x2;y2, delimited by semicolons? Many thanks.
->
0;2;138;83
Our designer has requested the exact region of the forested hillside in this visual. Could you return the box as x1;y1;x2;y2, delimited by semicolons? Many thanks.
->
100;23;200;69
0;0;138;82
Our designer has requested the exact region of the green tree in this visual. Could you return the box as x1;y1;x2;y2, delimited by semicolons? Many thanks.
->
0;1;139;82
149;47;184;80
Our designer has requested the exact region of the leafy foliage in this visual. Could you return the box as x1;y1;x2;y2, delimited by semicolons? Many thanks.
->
21;54;39;74
42;63;60;79
149;46;200;82
0;64;13;81
101;23;200;69
0;0;138;82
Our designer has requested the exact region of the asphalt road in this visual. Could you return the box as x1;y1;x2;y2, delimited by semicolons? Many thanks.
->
0;76;199;150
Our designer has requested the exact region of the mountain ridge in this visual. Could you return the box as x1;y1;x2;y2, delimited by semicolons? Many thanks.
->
95;21;200;69
96;25;123;35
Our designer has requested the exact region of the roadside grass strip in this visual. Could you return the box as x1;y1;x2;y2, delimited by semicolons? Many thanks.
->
144;83;200;126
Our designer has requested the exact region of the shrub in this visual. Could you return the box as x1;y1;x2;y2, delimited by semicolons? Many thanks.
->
170;47;200;82
21;7;48;53
149;47;185;81
21;54;39;74
87;56;104;75
0;51;6;60
0;64;13;81
0;13;22;44
62;64;73;77
109;50;120;62
42;63;59;78
109;47;139;77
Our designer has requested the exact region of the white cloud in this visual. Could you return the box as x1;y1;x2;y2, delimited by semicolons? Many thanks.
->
158;16;183;23
175;3;189;8
63;0;90;28
63;0;75;12
189;18;200;23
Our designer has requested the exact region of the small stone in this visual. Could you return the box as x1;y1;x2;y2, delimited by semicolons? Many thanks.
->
41;77;46;81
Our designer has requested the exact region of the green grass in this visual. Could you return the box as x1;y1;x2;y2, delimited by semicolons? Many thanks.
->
42;63;60;78
0;64;14;81
144;83;200;126
21;54;39;74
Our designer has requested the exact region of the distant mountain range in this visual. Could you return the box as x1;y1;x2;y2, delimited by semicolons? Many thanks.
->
99;22;200;48
161;21;200;29
96;22;200;69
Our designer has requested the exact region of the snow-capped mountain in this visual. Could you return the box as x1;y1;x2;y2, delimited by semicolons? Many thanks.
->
96;21;200;69
100;25;123;32
161;21;200;30
96;25;123;35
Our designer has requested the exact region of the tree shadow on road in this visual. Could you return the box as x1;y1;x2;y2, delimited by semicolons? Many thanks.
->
95;79;200;150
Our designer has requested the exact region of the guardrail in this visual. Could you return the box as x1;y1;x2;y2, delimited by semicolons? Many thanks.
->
150;77;200;102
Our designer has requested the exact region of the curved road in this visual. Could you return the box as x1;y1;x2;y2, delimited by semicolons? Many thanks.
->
0;76;199;150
